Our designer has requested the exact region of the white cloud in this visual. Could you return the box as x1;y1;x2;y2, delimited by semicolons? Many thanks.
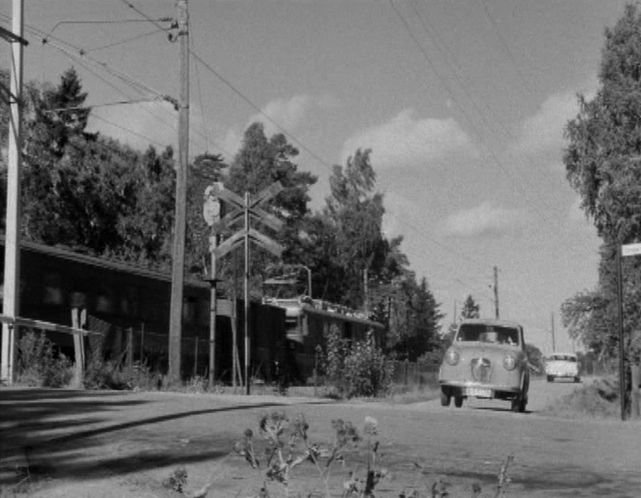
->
341;109;478;169
445;201;528;238
513;81;597;157
248;94;333;136
87;101;178;151
381;191;416;238
220;94;335;159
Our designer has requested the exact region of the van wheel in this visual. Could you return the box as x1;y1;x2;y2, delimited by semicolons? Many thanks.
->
511;394;527;412
547;375;554;382
440;390;451;407
454;396;463;408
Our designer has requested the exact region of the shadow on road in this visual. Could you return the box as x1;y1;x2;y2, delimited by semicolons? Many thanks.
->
0;388;330;485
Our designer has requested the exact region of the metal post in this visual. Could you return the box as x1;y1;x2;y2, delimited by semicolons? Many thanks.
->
631;363;640;420
1;0;24;385
493;266;499;319
193;336;198;379
168;0;189;385
208;235;218;388
616;244;626;421
244;191;251;395
303;265;312;298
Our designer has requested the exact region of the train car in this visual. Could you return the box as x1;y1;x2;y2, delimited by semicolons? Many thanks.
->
0;239;285;382
263;296;385;383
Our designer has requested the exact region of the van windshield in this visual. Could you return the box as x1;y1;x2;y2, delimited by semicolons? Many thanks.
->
456;324;520;346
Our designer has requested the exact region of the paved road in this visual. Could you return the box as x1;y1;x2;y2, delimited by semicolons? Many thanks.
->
1;379;640;497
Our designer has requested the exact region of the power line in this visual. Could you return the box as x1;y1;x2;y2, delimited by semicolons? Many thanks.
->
90;113;168;148
388;1;596;266
189;49;335;172
190;30;210;154
87;27;167;53
119;0;175;34
478;0;535;98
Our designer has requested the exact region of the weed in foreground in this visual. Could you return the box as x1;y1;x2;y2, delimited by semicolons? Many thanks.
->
232;413;514;497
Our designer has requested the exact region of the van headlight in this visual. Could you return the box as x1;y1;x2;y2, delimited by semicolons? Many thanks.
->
445;348;460;366
503;354;516;371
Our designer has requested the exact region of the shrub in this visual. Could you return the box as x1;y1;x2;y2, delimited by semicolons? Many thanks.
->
16;330;73;387
323;325;394;398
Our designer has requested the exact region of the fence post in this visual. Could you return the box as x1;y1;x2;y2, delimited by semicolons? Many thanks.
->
127;327;134;373
193;337;199;378
404;359;409;386
70;306;85;388
631;363;640;419
140;321;145;364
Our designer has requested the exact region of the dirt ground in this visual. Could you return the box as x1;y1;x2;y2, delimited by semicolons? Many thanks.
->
1;379;641;497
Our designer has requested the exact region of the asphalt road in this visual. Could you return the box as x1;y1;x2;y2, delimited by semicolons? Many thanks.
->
1;378;640;497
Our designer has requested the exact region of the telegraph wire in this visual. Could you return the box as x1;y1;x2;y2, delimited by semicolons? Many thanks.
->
87;27;167;53
411;1;596;259
478;0;535;98
189;49;335;173
90;113;168;148
119;0;176;34
190;31;210;154
388;0;552;225
388;1;596;264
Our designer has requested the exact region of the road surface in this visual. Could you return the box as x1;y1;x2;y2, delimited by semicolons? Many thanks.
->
1;378;639;497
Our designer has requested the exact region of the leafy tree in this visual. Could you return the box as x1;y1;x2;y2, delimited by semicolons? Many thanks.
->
460;294;480;319
115;145;177;269
563;4;641;362
222;122;317;298
387;276;444;360
322;149;388;307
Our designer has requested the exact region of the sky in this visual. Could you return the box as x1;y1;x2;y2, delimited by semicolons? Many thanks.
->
0;0;632;354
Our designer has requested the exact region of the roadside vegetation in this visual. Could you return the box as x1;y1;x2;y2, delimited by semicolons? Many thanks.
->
543;377;620;419
157;412;515;498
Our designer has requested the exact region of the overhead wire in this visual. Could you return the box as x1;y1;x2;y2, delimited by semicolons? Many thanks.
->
387;0;597;270
411;1;597;259
389;1;553;226
86;27;167;53
188;49;335;173
105;0;509;286
0;12;223;155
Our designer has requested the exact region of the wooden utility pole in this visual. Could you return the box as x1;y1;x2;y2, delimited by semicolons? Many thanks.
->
1;0;25;384
493;266;499;319
168;0;189;385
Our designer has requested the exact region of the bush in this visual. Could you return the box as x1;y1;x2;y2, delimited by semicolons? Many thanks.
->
544;377;619;418
322;325;394;398
16;330;73;387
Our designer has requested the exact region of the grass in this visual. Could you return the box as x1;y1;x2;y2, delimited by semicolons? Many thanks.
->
542;377;620;419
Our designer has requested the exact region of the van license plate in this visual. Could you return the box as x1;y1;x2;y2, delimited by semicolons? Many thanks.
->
466;387;492;398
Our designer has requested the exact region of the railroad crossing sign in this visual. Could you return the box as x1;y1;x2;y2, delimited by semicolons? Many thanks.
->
203;182;223;227
209;181;284;259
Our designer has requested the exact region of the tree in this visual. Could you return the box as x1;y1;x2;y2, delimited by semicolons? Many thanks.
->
460;295;480;319
388;276;444;361
222;122;317;298
322;149;388;307
563;4;641;362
